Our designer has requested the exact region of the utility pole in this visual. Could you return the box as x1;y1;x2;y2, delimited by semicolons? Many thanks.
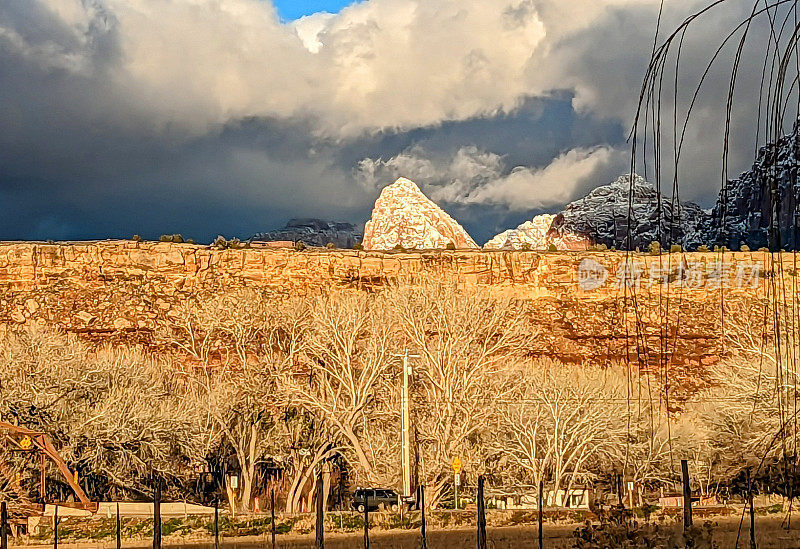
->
395;351;419;499
401;352;412;498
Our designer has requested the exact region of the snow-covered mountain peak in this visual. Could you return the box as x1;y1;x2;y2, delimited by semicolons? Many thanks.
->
362;177;479;250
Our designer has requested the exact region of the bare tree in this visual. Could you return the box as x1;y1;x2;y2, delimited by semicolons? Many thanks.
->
0;325;207;500
488;360;635;504
280;292;395;495
390;282;525;507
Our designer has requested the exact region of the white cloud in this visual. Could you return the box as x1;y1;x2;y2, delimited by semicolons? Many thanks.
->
357;145;627;210
7;0;671;136
292;12;336;53
460;146;626;209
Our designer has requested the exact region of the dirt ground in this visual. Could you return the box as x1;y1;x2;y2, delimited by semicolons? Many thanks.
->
13;515;800;549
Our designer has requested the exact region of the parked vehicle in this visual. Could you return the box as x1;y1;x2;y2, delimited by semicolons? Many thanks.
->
351;488;400;512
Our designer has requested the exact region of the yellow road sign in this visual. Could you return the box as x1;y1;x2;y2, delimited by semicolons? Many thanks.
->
452;457;462;474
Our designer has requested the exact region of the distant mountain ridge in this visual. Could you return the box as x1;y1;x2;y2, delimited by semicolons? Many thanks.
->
255;175;722;253
547;174;711;250
251;218;362;248
710;121;800;250
484;174;711;251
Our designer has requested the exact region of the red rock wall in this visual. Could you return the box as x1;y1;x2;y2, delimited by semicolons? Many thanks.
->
0;241;780;369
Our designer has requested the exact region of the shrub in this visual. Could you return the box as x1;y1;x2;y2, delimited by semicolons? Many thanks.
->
228;238;243;249
445;241;456;251
547;243;558;252
185;238;195;245
326;242;337;249
759;247;770;252
740;244;751;252
572;506;715;549
697;245;710;252
159;234;183;243
132;234;142;242
520;243;532;252
353;243;364;250
213;235;228;249
393;244;408;253
670;244;682;253
648;241;661;255
294;240;307;251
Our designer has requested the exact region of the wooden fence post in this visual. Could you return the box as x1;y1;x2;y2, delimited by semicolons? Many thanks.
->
538;480;543;549
477;476;487;549
315;474;325;549
363;493;369;549
419;486;428;549
748;470;756;549
1;501;8;549
271;490;277;549
53;504;58;549
214;498;220;549
116;502;121;549
153;480;161;549
681;459;692;529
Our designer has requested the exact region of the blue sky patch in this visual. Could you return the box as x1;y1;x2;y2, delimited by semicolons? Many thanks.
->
273;0;355;20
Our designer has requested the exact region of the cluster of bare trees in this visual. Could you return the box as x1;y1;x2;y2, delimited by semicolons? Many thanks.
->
1;287;797;511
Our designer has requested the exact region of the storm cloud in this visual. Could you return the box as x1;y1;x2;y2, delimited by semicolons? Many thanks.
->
0;0;782;244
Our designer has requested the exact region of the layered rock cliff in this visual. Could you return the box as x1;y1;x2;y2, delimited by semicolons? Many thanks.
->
362;177;478;250
0;241;781;371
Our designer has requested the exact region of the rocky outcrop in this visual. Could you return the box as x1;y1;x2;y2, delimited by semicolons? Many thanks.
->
484;215;555;250
251;218;362;248
548;174;711;250
710;122;800;250
362;177;478;250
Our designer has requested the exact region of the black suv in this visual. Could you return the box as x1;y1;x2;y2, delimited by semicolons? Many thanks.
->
351;488;399;512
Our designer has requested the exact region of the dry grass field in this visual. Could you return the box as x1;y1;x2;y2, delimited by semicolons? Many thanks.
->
13;515;800;549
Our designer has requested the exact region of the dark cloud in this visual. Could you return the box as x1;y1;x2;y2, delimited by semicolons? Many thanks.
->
0;0;786;245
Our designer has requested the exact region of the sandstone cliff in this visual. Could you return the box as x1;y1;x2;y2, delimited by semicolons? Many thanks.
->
0;240;781;372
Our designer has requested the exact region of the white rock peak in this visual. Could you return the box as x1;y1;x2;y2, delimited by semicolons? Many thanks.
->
484;214;556;250
362;177;479;250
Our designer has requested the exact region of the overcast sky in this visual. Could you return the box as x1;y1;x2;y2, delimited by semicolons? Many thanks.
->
0;0;779;244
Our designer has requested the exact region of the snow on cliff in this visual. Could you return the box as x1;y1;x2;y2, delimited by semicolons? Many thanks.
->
710;121;800;249
362;177;479;250
547;174;710;250
484;214;556;250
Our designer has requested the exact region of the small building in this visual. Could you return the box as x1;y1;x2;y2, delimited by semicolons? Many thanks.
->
487;487;593;510
658;493;718;507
